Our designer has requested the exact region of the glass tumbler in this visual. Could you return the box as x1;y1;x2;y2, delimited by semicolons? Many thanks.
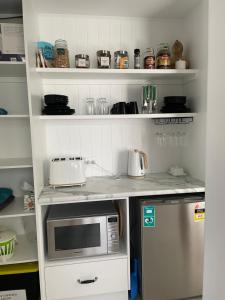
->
97;98;109;115
86;98;95;115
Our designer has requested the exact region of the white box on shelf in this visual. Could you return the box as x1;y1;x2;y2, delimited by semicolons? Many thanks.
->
24;193;35;212
0;23;25;55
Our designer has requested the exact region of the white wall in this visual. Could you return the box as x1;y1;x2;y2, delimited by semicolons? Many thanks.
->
37;15;191;180
42;80;184;179
181;0;208;181
203;0;225;298
38;14;184;68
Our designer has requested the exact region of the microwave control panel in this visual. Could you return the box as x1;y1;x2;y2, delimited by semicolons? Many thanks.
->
107;215;120;254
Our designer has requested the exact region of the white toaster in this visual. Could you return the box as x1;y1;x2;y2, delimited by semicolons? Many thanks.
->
49;156;86;187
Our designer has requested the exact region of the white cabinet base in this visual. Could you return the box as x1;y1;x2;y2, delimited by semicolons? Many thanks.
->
53;291;128;300
45;258;128;300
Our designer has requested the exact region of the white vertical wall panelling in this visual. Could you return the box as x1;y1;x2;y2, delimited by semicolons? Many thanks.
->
36;13;202;182
42;81;184;181
38;15;184;68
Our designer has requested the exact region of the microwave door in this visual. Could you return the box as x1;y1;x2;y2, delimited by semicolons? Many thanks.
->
47;216;108;259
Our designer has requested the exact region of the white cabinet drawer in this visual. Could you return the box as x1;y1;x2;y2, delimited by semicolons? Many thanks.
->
45;258;128;300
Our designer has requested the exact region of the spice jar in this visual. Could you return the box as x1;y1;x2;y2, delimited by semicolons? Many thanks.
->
97;50;111;68
114;50;129;69
75;54;90;68
156;44;171;69
54;39;70;68
134;49;141;69
144;48;155;69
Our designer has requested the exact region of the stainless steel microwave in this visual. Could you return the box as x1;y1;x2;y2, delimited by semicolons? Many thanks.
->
46;201;120;259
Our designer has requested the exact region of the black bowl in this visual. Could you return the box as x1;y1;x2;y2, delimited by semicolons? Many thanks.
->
164;96;186;105
44;94;69;106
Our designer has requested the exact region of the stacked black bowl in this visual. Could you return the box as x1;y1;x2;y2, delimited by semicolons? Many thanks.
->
161;96;190;113
42;94;75;115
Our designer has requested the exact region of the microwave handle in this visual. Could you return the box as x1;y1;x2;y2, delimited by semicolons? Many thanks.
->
77;277;98;284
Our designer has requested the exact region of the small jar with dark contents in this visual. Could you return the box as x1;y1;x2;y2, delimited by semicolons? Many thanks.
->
156;44;171;69
75;54;90;68
97;50;111;68
144;48;155;69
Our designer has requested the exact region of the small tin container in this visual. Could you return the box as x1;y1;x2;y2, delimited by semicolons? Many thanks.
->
75;54;90;68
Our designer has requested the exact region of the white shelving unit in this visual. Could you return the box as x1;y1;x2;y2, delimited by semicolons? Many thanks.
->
20;0;209;299
0;158;33;169
0;234;37;266
0;115;29;119
38;113;197;120
0;8;35;268
0;197;35;219
0;61;26;77
36;68;198;80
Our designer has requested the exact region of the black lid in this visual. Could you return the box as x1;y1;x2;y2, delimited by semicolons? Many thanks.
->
134;49;140;55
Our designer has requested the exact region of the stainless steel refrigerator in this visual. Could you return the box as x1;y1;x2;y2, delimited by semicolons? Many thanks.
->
133;194;205;300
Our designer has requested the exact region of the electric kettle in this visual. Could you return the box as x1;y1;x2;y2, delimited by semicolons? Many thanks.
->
128;149;148;178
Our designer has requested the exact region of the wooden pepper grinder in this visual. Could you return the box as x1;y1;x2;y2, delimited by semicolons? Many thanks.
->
171;40;188;69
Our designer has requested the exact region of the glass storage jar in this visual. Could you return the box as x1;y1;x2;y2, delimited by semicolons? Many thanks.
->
114;50;129;69
144;48;155;69
156;44;171;69
97;50;111;68
75;54;90;68
54;39;70;68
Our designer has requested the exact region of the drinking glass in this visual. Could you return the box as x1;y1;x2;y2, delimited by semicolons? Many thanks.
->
86;98;95;115
97;98;109;115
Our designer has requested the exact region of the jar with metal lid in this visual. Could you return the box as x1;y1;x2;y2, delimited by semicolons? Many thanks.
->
134;49;141;69
97;50;111;68
144;48;155;69
54;39;70;68
114;50;129;69
75;54;90;68
156;43;171;69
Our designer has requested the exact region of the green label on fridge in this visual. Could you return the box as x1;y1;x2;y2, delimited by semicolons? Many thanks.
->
143;206;155;227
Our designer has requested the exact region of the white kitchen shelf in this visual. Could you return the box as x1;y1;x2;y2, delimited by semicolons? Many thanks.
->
0;197;35;219
0;61;26;77
0;115;29;119
0;158;33;169
0;233;37;265
38;113;197;120
36;68;198;81
45;252;128;267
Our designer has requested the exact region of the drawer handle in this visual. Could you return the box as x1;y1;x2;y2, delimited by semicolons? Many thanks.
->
77;277;98;285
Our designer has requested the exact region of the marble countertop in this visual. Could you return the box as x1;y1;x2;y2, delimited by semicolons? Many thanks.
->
39;173;205;205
